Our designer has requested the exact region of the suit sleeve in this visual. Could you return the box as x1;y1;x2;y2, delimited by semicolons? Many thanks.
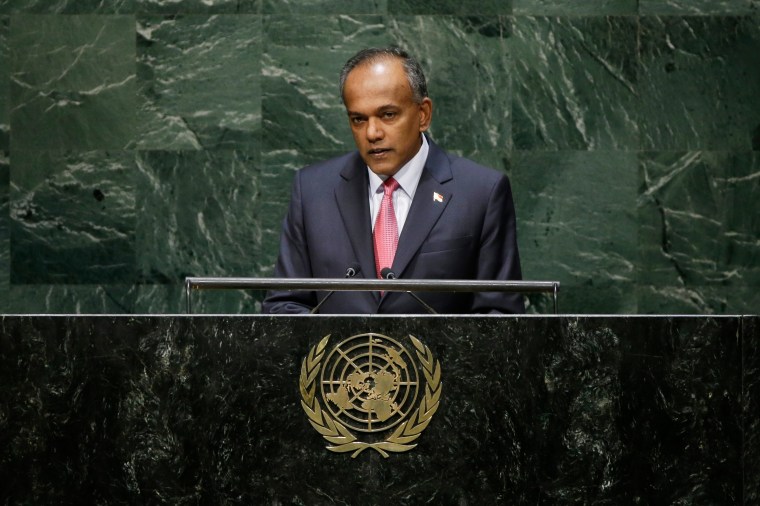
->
471;174;526;314
261;171;318;314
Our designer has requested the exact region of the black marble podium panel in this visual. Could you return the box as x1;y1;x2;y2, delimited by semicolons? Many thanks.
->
745;315;760;505
0;315;756;504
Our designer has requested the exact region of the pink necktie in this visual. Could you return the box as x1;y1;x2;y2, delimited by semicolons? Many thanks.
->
374;177;400;279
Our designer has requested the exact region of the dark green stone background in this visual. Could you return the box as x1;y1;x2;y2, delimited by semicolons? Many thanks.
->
0;1;758;314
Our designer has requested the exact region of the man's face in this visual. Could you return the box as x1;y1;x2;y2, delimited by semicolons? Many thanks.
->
343;58;432;177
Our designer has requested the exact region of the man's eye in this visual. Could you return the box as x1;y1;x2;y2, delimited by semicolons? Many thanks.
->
383;112;396;119
351;117;365;124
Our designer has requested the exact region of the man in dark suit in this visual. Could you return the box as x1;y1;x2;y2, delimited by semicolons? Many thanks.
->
263;47;524;314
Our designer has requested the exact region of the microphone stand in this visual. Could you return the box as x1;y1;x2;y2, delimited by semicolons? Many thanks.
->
310;265;361;314
380;268;438;315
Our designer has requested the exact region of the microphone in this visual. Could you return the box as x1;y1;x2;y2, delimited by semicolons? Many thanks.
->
380;267;396;280
379;268;438;315
310;263;362;314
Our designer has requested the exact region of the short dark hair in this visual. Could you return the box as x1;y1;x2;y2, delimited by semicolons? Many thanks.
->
339;47;428;104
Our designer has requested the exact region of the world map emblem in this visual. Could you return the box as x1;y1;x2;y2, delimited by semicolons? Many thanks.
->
299;333;442;457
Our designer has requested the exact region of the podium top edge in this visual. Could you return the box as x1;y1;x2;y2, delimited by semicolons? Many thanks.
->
0;313;754;318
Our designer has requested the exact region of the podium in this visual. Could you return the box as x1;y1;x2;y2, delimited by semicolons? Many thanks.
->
1;314;758;503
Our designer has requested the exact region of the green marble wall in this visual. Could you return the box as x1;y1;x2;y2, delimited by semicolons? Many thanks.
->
0;1;758;314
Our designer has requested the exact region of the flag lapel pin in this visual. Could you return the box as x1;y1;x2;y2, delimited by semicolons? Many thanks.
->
433;192;444;203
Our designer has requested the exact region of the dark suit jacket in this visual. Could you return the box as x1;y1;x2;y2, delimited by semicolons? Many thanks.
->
262;138;525;314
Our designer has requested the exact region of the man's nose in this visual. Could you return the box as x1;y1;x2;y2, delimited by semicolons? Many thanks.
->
366;117;384;141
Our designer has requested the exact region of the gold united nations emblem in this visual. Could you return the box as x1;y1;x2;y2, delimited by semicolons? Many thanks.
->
299;333;442;458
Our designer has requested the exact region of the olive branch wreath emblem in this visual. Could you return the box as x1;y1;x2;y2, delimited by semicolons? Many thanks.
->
299;334;442;458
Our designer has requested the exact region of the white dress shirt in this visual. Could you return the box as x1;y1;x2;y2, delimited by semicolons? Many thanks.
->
368;134;429;233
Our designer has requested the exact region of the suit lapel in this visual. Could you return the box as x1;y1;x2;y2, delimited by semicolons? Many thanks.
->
335;155;377;292
392;139;453;278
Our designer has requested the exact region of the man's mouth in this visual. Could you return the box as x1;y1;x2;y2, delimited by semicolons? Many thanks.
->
368;148;391;156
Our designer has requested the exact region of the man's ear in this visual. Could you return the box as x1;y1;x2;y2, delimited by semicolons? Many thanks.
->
418;97;433;132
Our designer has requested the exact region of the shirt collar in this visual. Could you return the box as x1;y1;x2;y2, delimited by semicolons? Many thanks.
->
367;134;429;198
